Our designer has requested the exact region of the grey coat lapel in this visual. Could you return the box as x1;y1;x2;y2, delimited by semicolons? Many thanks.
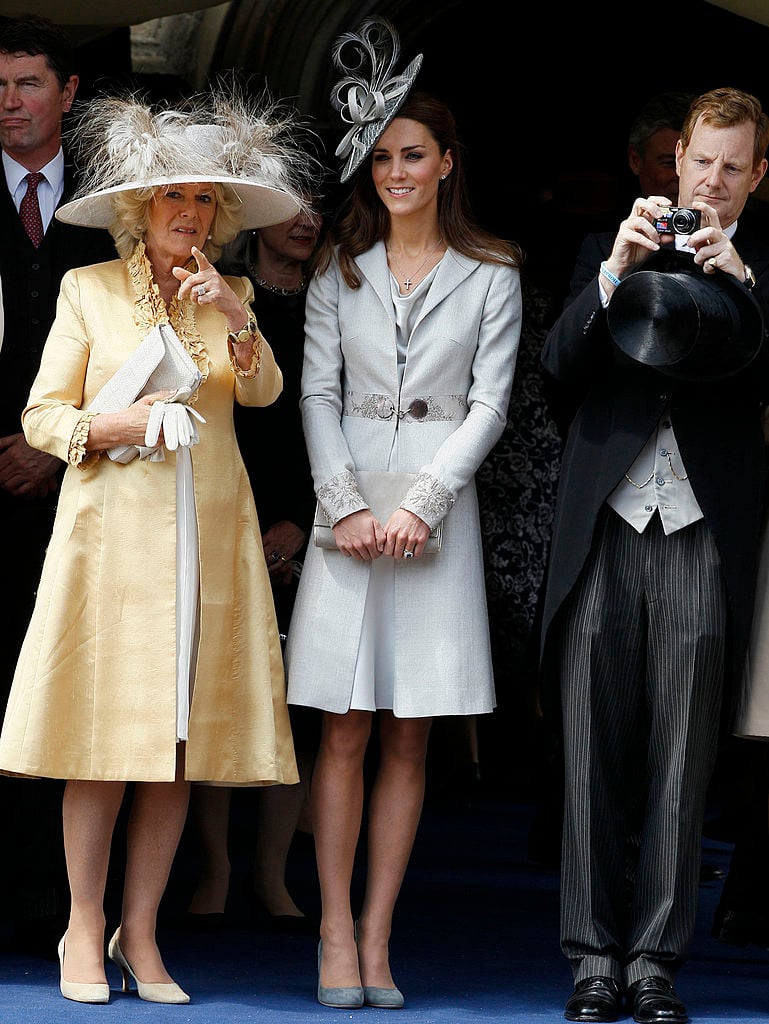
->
356;242;479;330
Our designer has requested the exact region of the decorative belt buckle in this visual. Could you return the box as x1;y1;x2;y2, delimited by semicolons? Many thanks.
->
407;399;429;420
376;397;395;419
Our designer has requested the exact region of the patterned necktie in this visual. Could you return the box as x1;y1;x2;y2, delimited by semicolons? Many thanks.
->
20;171;45;247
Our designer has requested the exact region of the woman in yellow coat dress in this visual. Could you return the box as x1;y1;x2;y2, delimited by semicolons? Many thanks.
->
0;90;317;1004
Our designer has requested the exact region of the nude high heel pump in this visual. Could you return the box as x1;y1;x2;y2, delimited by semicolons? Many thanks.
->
107;928;190;1004
57;933;110;1004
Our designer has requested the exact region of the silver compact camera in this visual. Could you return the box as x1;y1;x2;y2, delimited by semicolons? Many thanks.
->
652;207;701;235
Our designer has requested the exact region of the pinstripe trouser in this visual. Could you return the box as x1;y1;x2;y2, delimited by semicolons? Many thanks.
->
558;506;725;987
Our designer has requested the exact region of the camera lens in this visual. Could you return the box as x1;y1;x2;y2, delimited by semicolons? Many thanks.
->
671;208;698;233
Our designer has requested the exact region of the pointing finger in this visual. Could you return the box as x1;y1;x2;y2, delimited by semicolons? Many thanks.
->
191;246;213;271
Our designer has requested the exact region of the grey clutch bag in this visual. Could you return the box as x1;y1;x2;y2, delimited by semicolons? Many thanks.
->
88;323;202;463
313;470;443;553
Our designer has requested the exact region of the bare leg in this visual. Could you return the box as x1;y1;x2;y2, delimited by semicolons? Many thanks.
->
253;749;314;917
115;745;191;984
186;785;232;915
356;712;433;989
314;710;372;989
61;779;126;984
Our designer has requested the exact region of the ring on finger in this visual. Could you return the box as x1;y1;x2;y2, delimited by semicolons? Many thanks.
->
403;549;414;559
195;283;207;297
709;256;718;268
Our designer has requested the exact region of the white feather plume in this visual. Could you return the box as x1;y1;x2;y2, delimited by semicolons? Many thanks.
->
63;81;322;212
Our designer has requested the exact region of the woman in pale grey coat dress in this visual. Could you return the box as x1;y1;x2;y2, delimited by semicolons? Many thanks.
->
284;17;522;1009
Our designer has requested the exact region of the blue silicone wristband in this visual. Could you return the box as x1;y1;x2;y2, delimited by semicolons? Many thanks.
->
599;261;621;288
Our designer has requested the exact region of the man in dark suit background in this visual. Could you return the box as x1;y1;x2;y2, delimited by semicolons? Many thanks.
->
539;88;769;1024
0;14;116;958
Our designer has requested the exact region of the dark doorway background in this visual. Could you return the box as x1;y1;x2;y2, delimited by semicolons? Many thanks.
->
410;0;769;257
65;0;769;286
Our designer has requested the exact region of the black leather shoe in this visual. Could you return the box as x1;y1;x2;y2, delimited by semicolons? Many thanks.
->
629;977;687;1024
698;862;725;884
564;976;623;1022
712;907;769;949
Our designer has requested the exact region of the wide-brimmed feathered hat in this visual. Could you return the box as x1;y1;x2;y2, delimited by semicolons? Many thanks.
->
56;86;318;230
330;16;423;183
607;246;765;380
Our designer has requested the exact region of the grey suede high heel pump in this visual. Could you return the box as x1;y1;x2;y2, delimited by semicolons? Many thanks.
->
317;939;364;1008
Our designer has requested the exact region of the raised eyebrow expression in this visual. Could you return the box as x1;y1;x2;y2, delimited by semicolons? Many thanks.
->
688;150;749;173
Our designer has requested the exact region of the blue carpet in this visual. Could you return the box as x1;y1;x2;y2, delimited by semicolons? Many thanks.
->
0;793;766;1022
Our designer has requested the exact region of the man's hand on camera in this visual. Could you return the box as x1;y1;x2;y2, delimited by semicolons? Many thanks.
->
686;200;744;280
605;195;676;288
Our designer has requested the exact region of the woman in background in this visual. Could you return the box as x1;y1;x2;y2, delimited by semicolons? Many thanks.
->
187;201;323;933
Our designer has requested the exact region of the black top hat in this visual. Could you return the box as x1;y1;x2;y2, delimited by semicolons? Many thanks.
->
607;246;764;381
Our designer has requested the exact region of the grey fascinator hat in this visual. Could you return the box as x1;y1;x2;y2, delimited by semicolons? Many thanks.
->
56;85;318;230
331;16;423;182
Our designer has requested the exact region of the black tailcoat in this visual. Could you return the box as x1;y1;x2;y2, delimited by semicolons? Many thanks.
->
540;227;769;720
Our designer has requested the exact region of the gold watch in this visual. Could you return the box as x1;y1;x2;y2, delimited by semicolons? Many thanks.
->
227;316;258;345
744;264;756;290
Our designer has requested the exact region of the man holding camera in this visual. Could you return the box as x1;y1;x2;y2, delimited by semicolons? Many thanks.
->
539;88;769;1024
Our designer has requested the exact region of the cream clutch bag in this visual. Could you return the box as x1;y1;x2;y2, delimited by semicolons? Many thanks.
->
313;470;443;553
88;324;203;463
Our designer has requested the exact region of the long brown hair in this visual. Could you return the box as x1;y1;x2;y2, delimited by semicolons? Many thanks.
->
314;91;523;288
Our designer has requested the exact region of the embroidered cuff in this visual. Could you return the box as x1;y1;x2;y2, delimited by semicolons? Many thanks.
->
316;469;367;525
400;470;455;530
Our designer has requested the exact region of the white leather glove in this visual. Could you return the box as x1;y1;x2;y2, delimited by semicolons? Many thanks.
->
142;394;206;460
162;403;193;450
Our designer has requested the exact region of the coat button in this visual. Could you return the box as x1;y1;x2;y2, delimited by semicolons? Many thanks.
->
408;399;429;420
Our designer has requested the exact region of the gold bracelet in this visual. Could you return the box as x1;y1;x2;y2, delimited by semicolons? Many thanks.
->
227;316;258;346
227;326;263;378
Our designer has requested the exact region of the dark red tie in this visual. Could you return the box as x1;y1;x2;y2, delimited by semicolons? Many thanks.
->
20;171;44;247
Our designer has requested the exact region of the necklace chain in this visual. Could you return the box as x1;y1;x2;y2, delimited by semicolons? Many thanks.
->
386;237;443;291
249;264;306;296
